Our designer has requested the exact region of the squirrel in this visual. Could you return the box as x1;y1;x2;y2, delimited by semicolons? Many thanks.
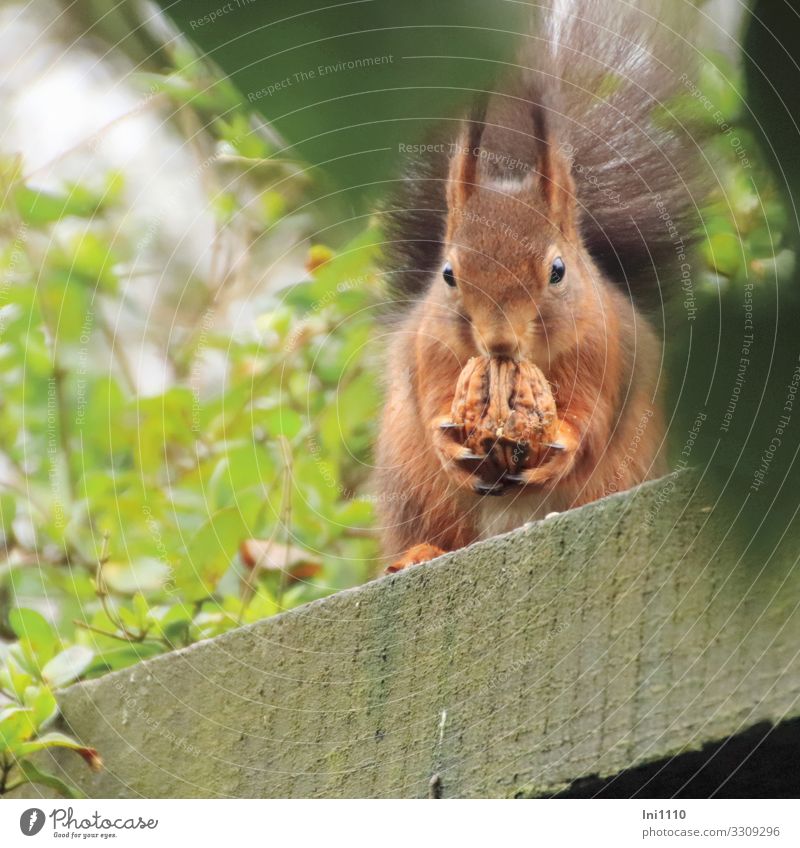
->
375;0;707;571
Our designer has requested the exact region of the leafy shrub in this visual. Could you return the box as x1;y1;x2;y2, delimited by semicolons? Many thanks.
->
0;48;380;795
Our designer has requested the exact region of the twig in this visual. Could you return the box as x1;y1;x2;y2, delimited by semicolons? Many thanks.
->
35;285;78;504
0;757;10;795
93;532;149;642
237;435;294;619
276;435;294;610
95;304;137;394
23;93;167;181
0;477;50;521
52;363;77;503
2;777;24;794
73;620;146;643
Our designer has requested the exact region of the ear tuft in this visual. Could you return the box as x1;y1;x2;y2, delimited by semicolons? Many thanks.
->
529;101;575;232
446;96;488;211
531;102;555;207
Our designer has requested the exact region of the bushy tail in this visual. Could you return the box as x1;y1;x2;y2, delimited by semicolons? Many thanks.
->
525;0;708;302
382;0;708;309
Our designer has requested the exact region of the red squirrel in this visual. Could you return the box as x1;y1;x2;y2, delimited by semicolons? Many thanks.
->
375;0;706;571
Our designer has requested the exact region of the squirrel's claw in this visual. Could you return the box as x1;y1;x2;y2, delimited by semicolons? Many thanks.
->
504;448;578;488
385;543;447;574
434;414;535;497
434;417;498;491
474;481;509;497
498;422;581;489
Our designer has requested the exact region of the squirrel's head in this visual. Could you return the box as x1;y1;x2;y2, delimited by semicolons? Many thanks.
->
441;106;590;362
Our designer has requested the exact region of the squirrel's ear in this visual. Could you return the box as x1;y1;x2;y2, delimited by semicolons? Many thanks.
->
527;103;576;233
446;99;487;212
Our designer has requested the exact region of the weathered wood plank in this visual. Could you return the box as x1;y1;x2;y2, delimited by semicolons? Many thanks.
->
39;472;800;797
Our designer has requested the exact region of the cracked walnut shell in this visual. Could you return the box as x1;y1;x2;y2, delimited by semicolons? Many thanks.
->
450;356;559;471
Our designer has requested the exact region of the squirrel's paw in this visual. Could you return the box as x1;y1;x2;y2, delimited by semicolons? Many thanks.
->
505;420;580;488
433;417;515;496
385;543;446;574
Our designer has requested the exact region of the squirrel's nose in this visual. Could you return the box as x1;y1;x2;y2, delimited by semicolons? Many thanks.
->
482;337;519;359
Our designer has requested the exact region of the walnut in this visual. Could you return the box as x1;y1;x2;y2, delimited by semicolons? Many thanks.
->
450;356;558;472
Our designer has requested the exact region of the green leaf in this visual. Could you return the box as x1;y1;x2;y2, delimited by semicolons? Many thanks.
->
132;592;150;629
182;507;251;598
302;227;382;303
0;492;15;538
15;759;86;799
53;232;119;293
9;608;59;665
335;498;374;528
23;685;59;730
207;443;274;511
89;642;164;674
703;231;744;278
146;602;193;644
260;406;303;439
41;646;94;688
14;185;104;225
17;731;102;774
0;652;34;700
0;707;36;750
102;558;172;596
699;50;743;122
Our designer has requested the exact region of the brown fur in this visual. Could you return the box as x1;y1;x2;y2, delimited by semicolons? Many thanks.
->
375;0;704;566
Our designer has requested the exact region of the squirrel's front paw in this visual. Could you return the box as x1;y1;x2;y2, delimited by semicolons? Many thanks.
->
435;355;563;496
432;416;515;496
505;419;580;488
385;543;446;574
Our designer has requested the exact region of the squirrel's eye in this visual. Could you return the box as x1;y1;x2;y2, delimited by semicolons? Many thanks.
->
549;256;565;285
443;262;457;288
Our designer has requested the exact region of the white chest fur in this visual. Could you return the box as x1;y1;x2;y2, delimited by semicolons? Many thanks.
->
476;489;557;540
